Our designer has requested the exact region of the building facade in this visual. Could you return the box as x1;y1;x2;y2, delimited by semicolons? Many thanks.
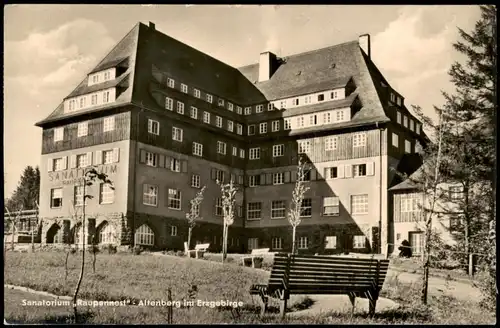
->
35;22;426;254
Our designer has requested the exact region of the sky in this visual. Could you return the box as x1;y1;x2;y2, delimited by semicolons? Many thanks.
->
3;4;481;198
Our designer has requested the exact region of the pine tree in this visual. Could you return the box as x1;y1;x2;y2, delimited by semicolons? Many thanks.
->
6;166;40;211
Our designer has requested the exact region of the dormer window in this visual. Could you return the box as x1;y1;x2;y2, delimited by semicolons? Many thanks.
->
92;75;99;84
167;78;175;88
280;100;287;109
244;107;252;115
218;98;224;106
330;91;338;100
79;97;86;108
256;105;264;113
390;93;396;103
293;99;299;106
69;99;76;111
304;96;312;104
104;71;111;81
181;84;188;93
318;94;325;101
91;94;98;105
268;103;274;111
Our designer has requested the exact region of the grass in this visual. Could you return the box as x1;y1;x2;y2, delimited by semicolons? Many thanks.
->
4;250;496;324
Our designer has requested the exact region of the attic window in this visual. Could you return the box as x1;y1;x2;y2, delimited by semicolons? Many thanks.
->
318;94;325;102
218;99;224;106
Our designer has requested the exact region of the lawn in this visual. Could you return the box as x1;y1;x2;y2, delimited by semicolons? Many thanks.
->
4;250;496;324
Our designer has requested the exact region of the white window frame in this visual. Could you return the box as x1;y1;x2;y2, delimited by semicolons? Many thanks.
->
203;112;210;124
192;142;203;157
167;78;175;88
392;133;399;148
298;236;308;249
54;127;64;142
272;237;283;249
239;149;245;159
273;172;284;185
351;194;368;215
249;175;259;187
410;119;415;131
272;144;284;157
217;141;227;155
256;105;264;113
397;111;401;124
236;106;242;115
325;167;338;179
403;115;408;128
236;124;243;135
244;107;252;115
325;136;337;151
145;151;157;167
143;184;158;206
227;120;234;132
194;89;201;98
165;97;173;110
232;146;238;156
325;236;337;249
271;200;286;219
218;98;225;107
206;94;213;103
170;158;181;172
148;119;160;135
353;133;366;148
272;120;280;132
405;140;412;153
171;226;178;236
103;150;114;165
298;140;311;154
99;183;115;204
103;116;115;132
191;174;201;188
181;83;188;94
167;189;182;210
353;164;367;177
228;103;234;111
284;118;292;130
215;198;223;216
247;202;262;220
76;153;89;168
259;122;267;134
172;127;183;142
190;106;198;119
177;102;185;115
135;224;154;246
216;116;223;128
353;235;366;249
249;147;260;160
323;197;340;216
77;122;88;137
50;188;63;208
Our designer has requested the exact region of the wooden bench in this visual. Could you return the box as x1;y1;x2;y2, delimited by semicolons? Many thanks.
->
249;253;390;318
242;248;270;268
185;243;210;259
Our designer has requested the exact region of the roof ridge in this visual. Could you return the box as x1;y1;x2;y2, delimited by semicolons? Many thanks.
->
238;39;359;70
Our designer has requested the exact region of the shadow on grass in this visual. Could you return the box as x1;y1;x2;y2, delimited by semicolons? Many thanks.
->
7;311;95;324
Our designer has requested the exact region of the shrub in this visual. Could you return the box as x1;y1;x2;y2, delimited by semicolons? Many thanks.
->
131;246;143;255
102;245;117;255
176;251;184;257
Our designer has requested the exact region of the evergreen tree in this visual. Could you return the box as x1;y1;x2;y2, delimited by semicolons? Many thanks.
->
6;166;40;211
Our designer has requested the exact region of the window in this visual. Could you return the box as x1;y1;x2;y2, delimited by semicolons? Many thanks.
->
143;184;158;206
297;116;305;127
227;120;234;132
216;116;223;128
249;175;260;187
215;198;223;216
171;226;178;236
181;83;188;93
168;189;182;210
236;124;243;135
76;154;89;168
217;141;226;155
92;75;99;84
228;103;234;111
91;94;98;105
403;116;408;128
336;110;345;122
272;120;280;132
353;164;367;177
216;170;224;182
280;100;287;109
273;144;284;157
148;119;160;135
248;238;259;250
256;105;264;113
135;224;154;246
410;232;424;255
416;123;421;134
103;91;110;103
190;106;198;119
236;106;242;114
410;119;415;131
318;94;325;101
323;112;331;124
203;112;210;124
232;146;238;156
390;93;396;103
145;151;157;167
401;193;421;213
248;125;255;135
172;127;183;142
259;122;267;134
50;188;63;208
74;186;85;206
405;140;412;153
449;186;464;200
103;116;115;132
300;199;312;217
247;202;262;220
239;149;245;158
177;102;185;114
298;140;311;154
271;200;286;219
284;118;292;130
273;173;284;185
325;167;338;179
293;98;300;106
330;91;338;99
353;133;366;147
193;142;203;158
353;235;366;249
351;194;368;215
103;150;114;164
392;133;399;148
309;114;317;126
79;97;86;108
323;197;340;216
249;148;260;160
68;99;76;111
100;183;114;204
396;97;402;106
272;237;283;249
167;78;175;88
397;111;401;124
165;97;173;110
170;158;181;172
191;174;201;188
54;128;64;142
325;236;337;249
266;103;273;111
99;223;117;244
244;107;252;115
206;94;213;103
194;89;201;98
218;98;225;107
325;136;337;151
77;122;88;137
298;237;308;249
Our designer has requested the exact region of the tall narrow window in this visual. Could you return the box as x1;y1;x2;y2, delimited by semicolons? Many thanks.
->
77;122;88;137
168;189;182;210
148;119;160;135
103;116;115;132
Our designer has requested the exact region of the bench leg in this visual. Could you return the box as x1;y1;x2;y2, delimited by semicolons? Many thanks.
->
348;293;356;315
259;296;268;316
367;289;379;317
279;298;287;319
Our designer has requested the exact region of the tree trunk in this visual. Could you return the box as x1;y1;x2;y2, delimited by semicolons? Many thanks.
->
73;184;86;322
11;220;16;251
65;250;70;285
92;235;96;274
222;224;228;262
187;227;192;252
292;225;297;255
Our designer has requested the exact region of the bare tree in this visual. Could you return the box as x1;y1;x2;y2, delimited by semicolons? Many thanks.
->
185;186;207;253
72;167;113;322
287;155;311;255
31;201;43;253
217;179;238;263
5;205;23;251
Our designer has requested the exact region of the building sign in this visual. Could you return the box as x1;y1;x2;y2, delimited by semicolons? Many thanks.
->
48;165;118;185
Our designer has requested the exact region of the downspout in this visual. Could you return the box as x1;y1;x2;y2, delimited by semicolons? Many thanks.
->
377;122;383;254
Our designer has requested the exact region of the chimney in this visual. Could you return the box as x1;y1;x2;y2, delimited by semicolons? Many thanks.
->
259;51;277;82
149;22;156;30
359;34;371;59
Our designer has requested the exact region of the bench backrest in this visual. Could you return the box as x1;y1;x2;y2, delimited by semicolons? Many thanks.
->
251;248;270;255
195;243;210;250
267;253;390;293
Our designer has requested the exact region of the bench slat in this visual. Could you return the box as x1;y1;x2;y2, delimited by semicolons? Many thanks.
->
286;258;389;266
273;262;389;271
